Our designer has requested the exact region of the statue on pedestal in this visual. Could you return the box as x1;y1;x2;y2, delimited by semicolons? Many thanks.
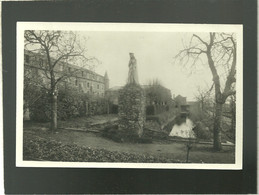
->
117;52;146;140
127;53;139;84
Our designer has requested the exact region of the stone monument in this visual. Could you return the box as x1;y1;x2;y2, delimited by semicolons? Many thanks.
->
127;53;139;84
118;53;146;139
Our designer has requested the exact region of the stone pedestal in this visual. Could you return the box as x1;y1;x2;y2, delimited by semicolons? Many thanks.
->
118;83;146;137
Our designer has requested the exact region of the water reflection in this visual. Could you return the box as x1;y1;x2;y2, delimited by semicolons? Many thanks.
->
169;117;196;138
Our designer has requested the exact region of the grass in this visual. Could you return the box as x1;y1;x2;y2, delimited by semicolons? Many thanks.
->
24;131;183;163
23;115;235;164
23;114;118;130
23;128;235;164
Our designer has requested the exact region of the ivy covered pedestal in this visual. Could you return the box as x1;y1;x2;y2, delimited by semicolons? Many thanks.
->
118;83;146;138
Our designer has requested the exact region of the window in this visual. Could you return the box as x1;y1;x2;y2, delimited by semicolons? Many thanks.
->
97;84;99;89
68;67;71;72
82;71;84;77
87;82;90;88
25;55;30;63
75;79;78;86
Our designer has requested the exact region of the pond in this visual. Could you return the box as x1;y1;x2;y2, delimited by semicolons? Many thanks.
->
169;117;196;138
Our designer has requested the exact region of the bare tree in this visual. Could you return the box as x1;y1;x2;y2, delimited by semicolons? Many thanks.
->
24;30;95;132
175;33;236;150
224;94;236;142
195;85;214;113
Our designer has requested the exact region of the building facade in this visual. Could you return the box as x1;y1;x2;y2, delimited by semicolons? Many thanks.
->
174;95;201;115
106;84;173;115
24;50;109;97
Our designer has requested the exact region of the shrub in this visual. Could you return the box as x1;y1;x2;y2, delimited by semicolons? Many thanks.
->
143;128;168;140
174;115;186;125
110;104;118;114
88;98;108;115
57;86;86;119
23;133;182;163
192;122;212;140
29;90;51;122
26;83;109;122
146;105;155;115
28;86;86;122
102;125;152;143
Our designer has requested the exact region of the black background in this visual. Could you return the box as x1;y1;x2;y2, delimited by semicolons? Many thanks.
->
2;0;257;194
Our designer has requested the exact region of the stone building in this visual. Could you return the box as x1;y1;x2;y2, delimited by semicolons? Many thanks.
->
24;50;109;97
24;50;110;120
174;95;201;115
106;84;173;115
174;95;189;113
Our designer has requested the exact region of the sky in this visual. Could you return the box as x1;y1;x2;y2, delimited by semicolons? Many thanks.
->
80;31;213;101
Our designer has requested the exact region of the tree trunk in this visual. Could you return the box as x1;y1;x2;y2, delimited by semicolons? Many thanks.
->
50;88;58;132
107;103;110;115
213;102;223;150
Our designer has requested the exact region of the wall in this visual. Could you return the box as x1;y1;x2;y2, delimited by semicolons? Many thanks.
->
107;85;173;115
24;50;107;97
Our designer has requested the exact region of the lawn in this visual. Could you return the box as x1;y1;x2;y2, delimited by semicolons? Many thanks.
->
23;128;235;164
23;114;118;130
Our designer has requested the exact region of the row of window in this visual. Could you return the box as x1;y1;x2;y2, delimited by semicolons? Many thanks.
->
86;91;104;96
75;79;104;90
25;66;105;91
66;67;104;82
25;54;105;83
25;54;44;66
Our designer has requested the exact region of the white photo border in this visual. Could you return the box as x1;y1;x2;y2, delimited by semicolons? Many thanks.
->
16;22;243;169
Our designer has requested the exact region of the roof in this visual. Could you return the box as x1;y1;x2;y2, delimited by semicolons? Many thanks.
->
24;49;104;78
187;101;198;105
107;86;123;91
175;95;186;99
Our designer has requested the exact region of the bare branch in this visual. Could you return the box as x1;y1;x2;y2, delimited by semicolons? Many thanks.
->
193;34;209;47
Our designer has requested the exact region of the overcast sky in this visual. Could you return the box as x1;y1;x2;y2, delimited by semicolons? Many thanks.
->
20;23;241;102
80;31;213;101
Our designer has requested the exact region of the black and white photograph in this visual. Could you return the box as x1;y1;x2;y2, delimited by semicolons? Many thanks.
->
17;23;243;169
